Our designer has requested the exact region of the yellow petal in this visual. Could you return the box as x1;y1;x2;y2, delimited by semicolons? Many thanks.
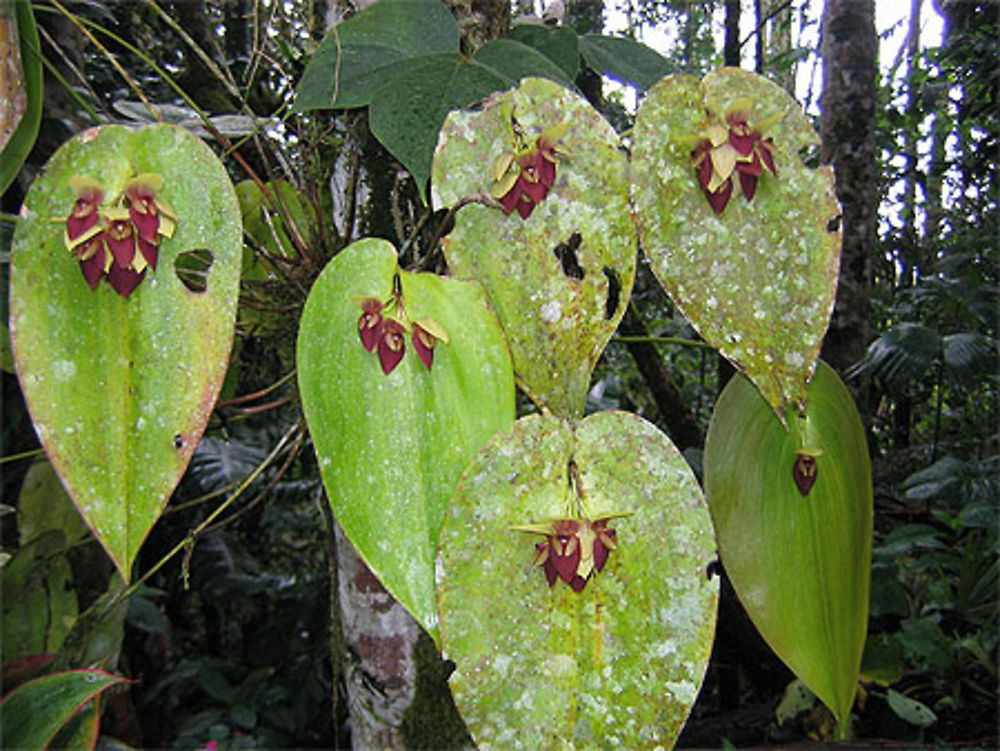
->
706;123;729;147
413;318;449;344
158;215;176;239
68;176;103;197
492;151;515;182
711;143;738;181
64;224;103;253
539;120;570;145
125;173;165;194
490;169;519;199
575;522;597;580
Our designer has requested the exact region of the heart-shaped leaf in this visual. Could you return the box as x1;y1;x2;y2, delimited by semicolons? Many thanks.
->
632;69;841;416
297;238;514;639
0;668;130;750
433;78;636;420
578;34;673;91
703;361;872;737
9;124;242;581
438;411;717;748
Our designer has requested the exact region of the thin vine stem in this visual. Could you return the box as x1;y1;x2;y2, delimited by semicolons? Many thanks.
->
611;335;714;350
0;447;45;465
108;422;300;607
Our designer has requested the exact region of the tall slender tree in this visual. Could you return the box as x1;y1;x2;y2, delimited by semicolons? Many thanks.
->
819;0;877;412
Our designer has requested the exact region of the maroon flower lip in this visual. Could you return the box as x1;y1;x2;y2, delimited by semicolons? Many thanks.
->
63;173;177;298
689;101;781;215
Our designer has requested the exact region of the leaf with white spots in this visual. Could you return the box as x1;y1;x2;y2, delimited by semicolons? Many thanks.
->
632;68;841;417
432;78;636;421
438;411;717;748
297;239;515;641
9;124;242;581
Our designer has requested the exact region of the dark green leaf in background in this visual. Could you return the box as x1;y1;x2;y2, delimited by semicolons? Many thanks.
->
578;33;673;91
509;23;581;81
293;0;458;110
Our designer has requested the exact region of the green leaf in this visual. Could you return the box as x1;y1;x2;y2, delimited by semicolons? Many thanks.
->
0;1;43;195
16;460;90;546
432;78;636;419
632;69;841;415
887;689;937;728
368;52;514;197
703;361;872;737
9;124;243;581
0;668;130;750
293;0;458;110
578;33;672;91
1;531;77;660
235;179;314;270
438;411;717;749
473;38;574;88
509;23;580;81
297;238;514;640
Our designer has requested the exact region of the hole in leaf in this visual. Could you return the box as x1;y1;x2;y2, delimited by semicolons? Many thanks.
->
174;249;214;293
173;434;184;450
603;266;621;320
553;232;584;280
827;214;842;233
797;144;821;168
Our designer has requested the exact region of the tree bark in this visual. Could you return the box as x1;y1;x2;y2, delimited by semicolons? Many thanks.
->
819;0;877;413
724;0;741;67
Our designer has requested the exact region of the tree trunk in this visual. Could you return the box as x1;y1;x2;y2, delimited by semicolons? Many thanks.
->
819;0;877;414
724;0;741;67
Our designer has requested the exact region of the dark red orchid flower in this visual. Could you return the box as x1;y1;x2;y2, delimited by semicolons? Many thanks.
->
525;516;621;593
63;173;176;298
793;452;818;496
491;122;568;220
690;101;780;215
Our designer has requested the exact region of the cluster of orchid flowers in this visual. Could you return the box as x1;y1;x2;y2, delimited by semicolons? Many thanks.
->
490;120;569;219
63;173;176;298
689;99;780;215
353;278;448;375
513;463;631;593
